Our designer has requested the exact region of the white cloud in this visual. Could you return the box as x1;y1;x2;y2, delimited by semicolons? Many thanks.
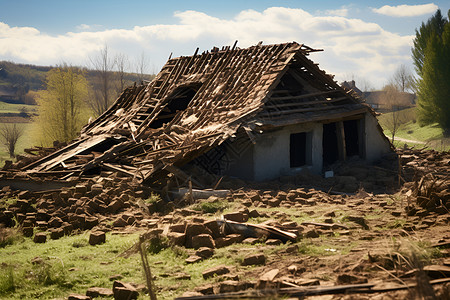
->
372;3;438;17
0;7;416;89
76;24;91;30
75;24;104;32
324;8;349;17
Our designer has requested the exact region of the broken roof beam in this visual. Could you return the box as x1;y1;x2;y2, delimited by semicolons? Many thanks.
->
101;163;142;179
22;137;88;171
265;96;350;110
269;89;342;101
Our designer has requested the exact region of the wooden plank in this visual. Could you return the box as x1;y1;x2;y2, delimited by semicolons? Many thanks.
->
269;89;339;101
102;163;141;178
258;104;344;117
22;137;88;170
174;278;450;299
336;121;346;161
265;96;349;109
258;109;367;129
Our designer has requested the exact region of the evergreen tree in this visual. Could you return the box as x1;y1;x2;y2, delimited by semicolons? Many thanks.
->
412;9;448;77
413;10;450;133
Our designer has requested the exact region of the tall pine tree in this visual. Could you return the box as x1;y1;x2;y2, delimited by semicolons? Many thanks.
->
413;10;450;134
412;9;447;77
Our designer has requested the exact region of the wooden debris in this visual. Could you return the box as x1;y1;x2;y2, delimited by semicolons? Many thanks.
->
217;219;297;242
174;278;450;299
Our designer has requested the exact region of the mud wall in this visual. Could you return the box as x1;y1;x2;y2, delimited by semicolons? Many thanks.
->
252;123;323;181
364;113;392;162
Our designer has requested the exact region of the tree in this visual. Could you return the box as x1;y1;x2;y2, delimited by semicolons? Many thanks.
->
89;45;116;116
0;123;23;157
380;84;410;142
135;52;149;83
412;9;448;77
115;53;129;94
413;9;450;134
391;64;413;93
35;65;89;145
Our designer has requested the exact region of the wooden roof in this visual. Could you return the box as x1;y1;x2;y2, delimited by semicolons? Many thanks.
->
23;42;371;185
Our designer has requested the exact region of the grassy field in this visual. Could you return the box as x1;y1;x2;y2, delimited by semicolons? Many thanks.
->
0;102;37;115
377;107;450;151
0;101;39;165
0;226;282;300
0;230;143;299
0;122;36;165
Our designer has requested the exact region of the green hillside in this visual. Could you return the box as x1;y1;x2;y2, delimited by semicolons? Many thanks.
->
377;107;450;151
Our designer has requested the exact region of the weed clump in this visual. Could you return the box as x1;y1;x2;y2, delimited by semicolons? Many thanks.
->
0;226;23;248
71;238;89;248
192;199;228;213
0;266;15;294
30;257;68;287
147;236;169;254
145;193;162;204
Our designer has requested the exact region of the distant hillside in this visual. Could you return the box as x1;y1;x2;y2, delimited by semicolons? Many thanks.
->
0;61;155;105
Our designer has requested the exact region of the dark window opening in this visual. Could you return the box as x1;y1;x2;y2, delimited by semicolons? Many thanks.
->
322;123;339;166
290;132;310;168
344;120;360;157
149;84;200;129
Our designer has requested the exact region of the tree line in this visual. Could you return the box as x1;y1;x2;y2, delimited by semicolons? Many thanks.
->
34;47;153;146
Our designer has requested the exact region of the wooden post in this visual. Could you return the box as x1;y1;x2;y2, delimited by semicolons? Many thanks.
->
336;121;346;161
139;236;157;300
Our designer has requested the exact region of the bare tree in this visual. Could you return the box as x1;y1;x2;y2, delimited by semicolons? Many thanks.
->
0;123;24;158
115;53;129;93
358;77;375;92
381;84;410;142
392;64;414;93
135;52;149;83
89;45;116;115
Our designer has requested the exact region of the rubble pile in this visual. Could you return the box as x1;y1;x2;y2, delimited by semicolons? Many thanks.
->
0;173;155;238
0;148;449;299
400;148;450;212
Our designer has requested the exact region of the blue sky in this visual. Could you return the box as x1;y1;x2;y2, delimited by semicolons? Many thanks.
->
1;1;449;89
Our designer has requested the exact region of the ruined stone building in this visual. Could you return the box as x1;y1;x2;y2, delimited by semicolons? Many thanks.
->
22;42;393;187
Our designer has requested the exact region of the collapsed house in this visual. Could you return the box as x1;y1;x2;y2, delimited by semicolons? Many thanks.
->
21;42;393;188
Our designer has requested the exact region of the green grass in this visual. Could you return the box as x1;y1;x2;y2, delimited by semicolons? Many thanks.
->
0;102;37;114
0;232;143;299
378;107;450;151
0;122;36;165
296;237;356;257
0;230;257;300
192;199;229;214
